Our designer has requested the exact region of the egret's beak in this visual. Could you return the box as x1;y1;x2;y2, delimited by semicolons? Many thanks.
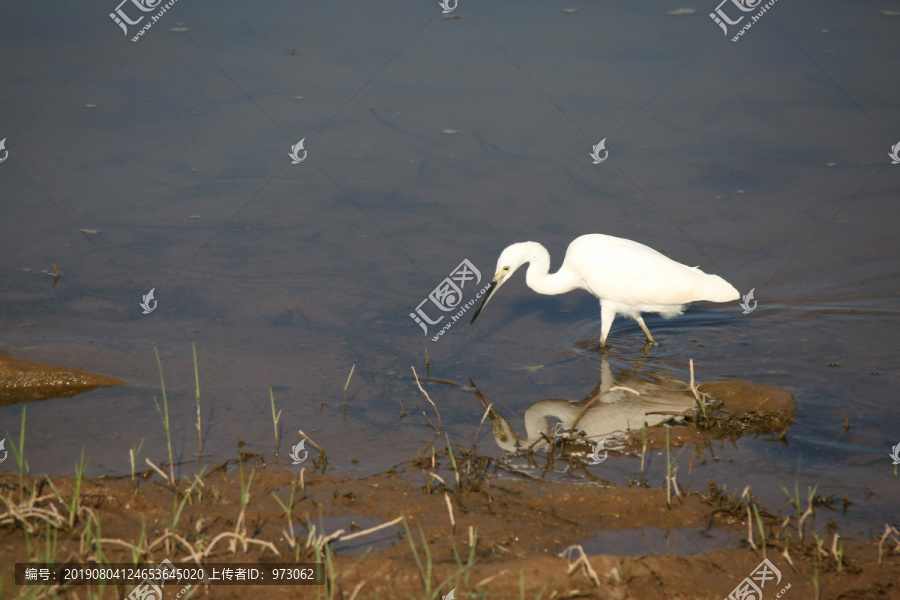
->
470;274;506;324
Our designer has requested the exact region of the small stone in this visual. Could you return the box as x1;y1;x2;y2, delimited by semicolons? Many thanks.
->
78;229;102;235
736;189;745;194
562;8;577;13
190;215;201;219
825;162;837;167
84;104;98;109
668;8;696;15
821;28;831;33
442;129;458;135
170;26;190;32
879;10;900;16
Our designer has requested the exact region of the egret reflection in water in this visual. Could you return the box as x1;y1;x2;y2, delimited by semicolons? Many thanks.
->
477;360;697;454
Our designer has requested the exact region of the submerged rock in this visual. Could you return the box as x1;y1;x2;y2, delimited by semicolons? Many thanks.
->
0;350;124;406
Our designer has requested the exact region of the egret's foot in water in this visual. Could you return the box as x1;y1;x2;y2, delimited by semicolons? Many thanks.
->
636;317;657;345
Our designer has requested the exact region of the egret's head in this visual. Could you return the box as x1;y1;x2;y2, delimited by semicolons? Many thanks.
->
470;243;533;324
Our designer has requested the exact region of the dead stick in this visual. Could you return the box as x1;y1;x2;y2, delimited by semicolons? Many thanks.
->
338;516;403;542
297;429;325;459
412;366;442;428
569;386;640;433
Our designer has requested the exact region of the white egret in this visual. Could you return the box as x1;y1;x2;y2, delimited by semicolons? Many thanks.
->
470;234;739;346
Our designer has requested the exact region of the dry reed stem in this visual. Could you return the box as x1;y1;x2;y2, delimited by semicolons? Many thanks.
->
689;358;699;401
297;429;326;459
569;386;640;434
471;402;493;451
444;492;456;534
475;570;509;588
430;472;449;488
798;504;814;542
1;495;67;532
337;516;403;542
782;546;795;570
348;581;366;600
878;524;899;565
416;432;442;455
412;366;442;428
305;524;347;554
775;515;791;538
558;544;600;587
145;458;175;487
422;411;440;433
746;506;756;549
176;530;282;559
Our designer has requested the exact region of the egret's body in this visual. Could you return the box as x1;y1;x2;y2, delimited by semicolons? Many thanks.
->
470;234;739;346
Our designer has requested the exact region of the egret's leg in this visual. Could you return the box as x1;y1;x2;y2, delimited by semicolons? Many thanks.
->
636;316;657;345
599;301;616;347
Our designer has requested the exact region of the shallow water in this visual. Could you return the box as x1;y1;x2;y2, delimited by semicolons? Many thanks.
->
1;0;898;543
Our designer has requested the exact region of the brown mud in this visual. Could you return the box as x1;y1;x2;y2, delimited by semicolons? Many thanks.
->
618;380;798;457
0;350;125;407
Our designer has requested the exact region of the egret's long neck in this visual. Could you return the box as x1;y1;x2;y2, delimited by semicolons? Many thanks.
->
521;400;583;444
523;245;582;296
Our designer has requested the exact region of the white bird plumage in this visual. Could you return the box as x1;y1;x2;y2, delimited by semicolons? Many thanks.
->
470;234;739;346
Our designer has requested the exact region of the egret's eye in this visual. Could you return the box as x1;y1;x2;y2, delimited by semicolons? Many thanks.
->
502;266;510;271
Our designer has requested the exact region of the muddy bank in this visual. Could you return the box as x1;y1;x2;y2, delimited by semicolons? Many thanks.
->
2;446;898;599
0;350;124;407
